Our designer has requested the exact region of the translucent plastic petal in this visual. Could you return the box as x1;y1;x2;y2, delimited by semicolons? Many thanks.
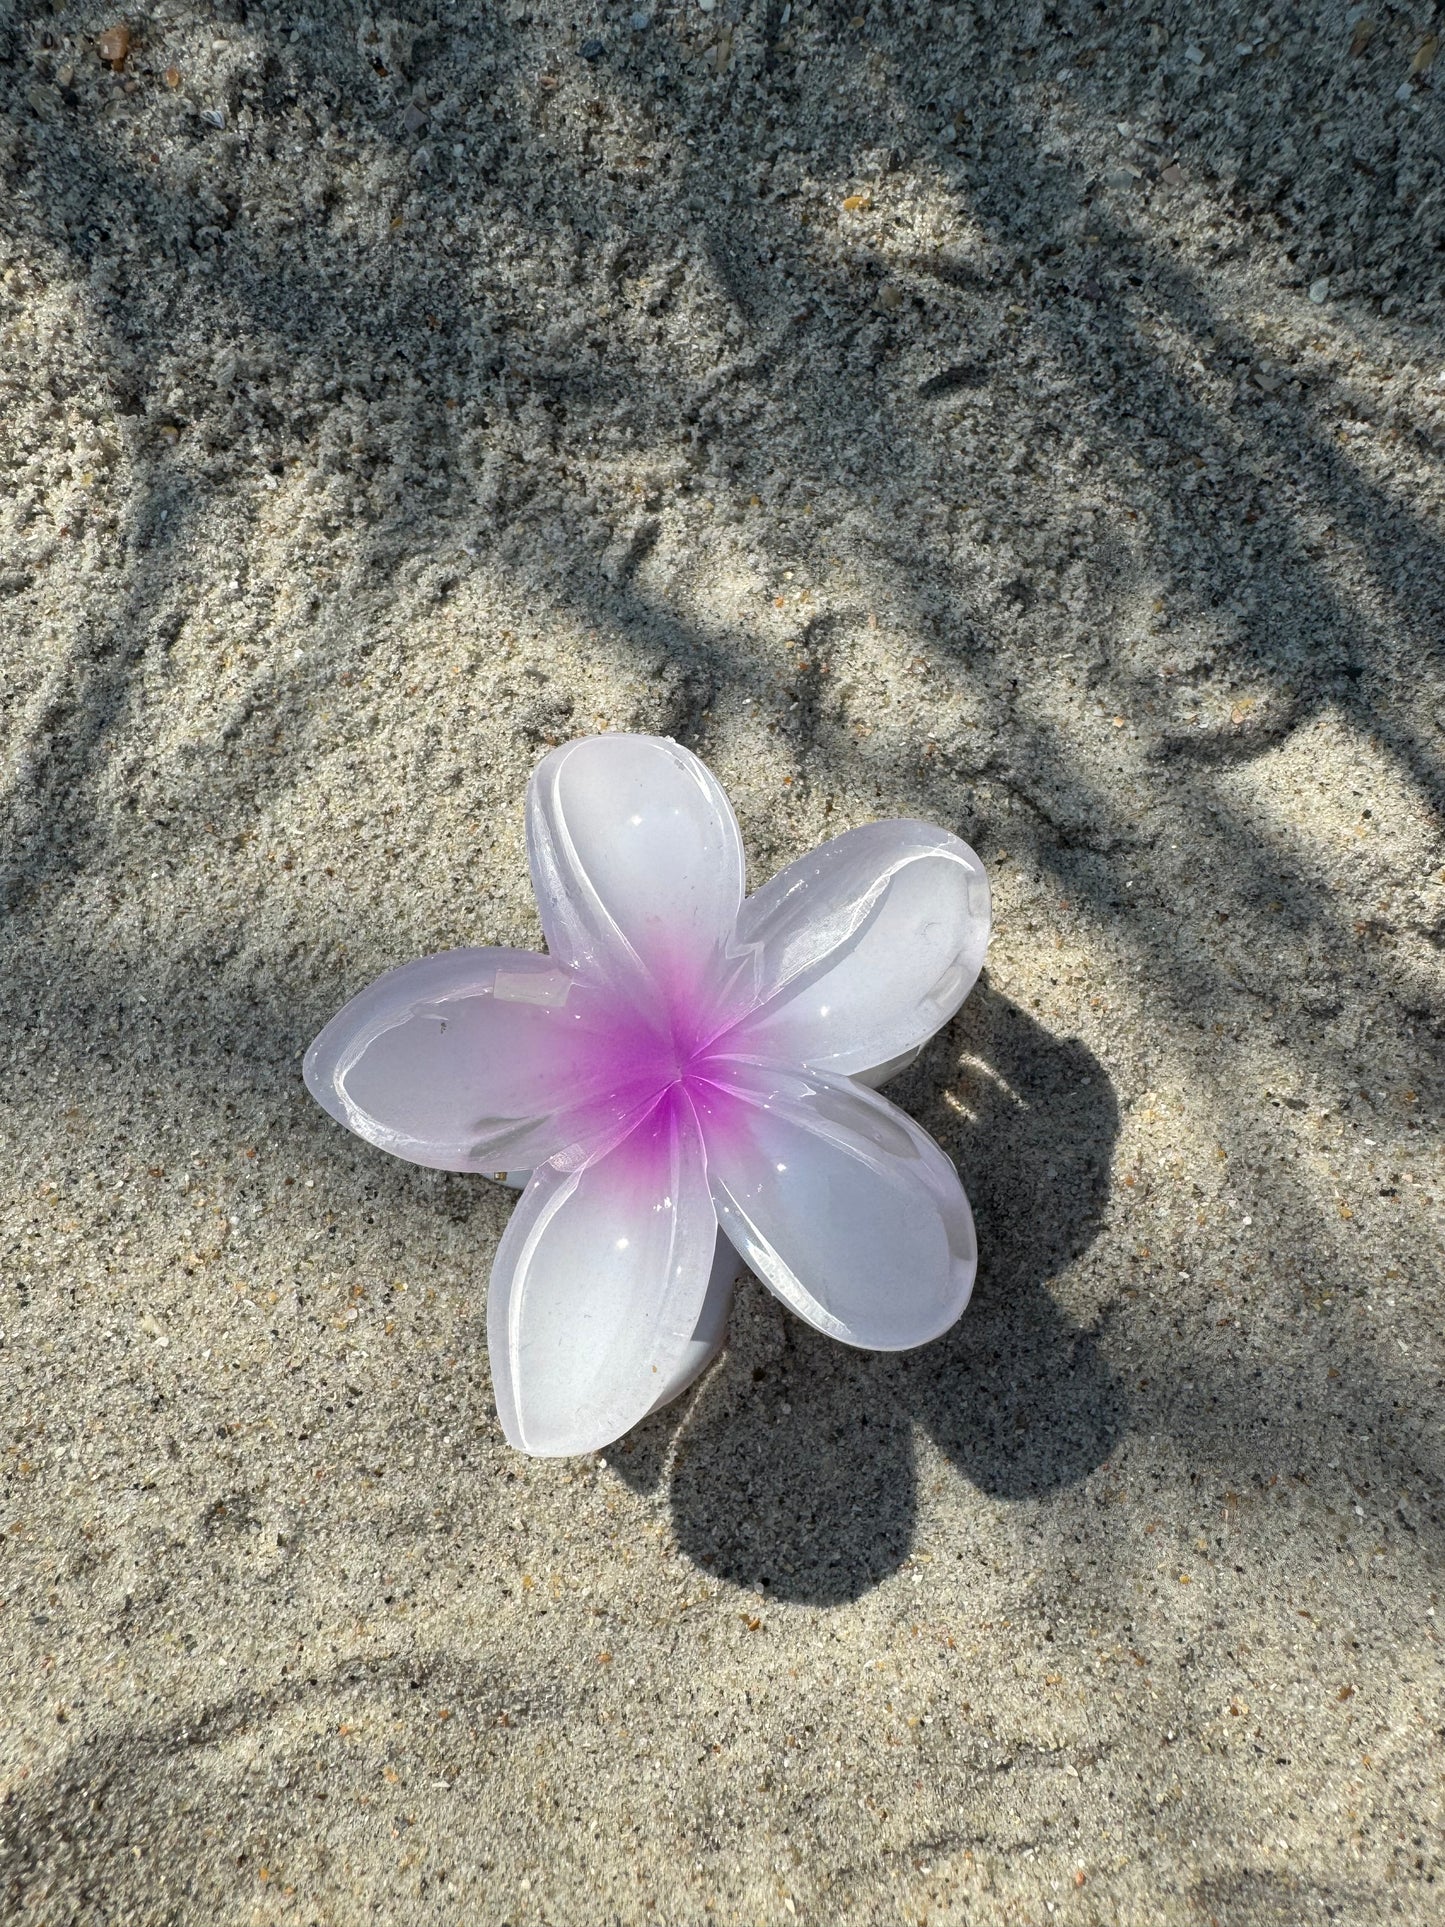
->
527;734;746;1002
490;1181;739;1413
488;1090;718;1456
303;947;651;1175
647;1231;739;1414
694;1058;975;1350
726;821;990;1076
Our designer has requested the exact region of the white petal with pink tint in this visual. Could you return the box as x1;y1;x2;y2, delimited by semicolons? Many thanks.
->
527;733;745;998
647;1232;740;1414
695;1057;975;1350
303;947;637;1174
487;1092;718;1456
304;734;993;1460
728;820;990;1076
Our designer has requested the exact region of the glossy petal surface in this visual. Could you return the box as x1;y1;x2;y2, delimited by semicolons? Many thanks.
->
727;821;990;1075
647;1231;739;1413
487;1090;717;1455
303;947;648;1174
527;733;745;1006
304;734;992;1459
695;1058;976;1349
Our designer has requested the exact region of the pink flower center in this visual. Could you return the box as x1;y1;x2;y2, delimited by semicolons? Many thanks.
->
564;967;760;1159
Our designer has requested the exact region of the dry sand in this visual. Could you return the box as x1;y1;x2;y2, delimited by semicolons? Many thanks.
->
3;2;1444;1922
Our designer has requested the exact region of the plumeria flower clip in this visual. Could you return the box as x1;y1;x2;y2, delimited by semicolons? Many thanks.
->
304;734;990;1457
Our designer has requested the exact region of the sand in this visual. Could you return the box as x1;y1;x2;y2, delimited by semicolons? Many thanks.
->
3;2;1443;1921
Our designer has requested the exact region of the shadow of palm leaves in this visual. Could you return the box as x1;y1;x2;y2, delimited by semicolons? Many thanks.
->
6;1;1440;900
0;1646;561;1922
3;2;1441;1598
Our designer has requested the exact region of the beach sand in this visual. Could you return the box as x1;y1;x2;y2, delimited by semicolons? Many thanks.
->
2;3;1443;1921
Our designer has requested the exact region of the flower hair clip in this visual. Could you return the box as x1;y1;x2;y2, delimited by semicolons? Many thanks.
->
305;734;991;1456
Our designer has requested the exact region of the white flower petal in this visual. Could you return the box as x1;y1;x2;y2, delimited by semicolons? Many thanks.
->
527;734;745;1002
488;1090;717;1456
303;947;641;1173
647;1231;739;1414
726;821;990;1076
695;1058;975;1349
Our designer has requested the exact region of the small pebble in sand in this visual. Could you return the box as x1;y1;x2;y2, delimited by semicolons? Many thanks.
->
1309;276;1331;304
98;23;131;70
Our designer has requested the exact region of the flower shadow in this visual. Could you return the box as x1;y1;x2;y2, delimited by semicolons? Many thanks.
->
612;984;1125;1605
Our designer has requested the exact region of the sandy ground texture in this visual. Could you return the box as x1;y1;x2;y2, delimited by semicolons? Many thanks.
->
3;1;1445;1922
